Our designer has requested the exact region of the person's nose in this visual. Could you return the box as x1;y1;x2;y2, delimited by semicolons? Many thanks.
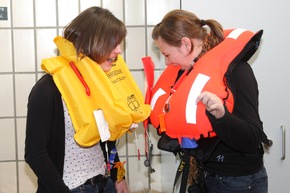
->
114;44;122;54
165;58;171;66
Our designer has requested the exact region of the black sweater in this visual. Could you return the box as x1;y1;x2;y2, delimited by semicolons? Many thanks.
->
201;61;265;176
25;74;119;193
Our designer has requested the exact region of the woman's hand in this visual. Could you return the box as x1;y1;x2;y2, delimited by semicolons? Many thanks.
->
196;91;225;119
115;179;129;193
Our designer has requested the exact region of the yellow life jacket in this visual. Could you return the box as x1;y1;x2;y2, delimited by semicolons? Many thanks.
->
150;29;263;143
42;36;151;147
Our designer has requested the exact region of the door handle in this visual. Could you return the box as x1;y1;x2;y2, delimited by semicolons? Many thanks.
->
281;125;286;160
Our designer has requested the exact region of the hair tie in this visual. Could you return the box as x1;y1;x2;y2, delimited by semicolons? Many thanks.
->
200;19;206;26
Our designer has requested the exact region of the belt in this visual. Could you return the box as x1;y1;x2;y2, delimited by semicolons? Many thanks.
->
84;175;105;186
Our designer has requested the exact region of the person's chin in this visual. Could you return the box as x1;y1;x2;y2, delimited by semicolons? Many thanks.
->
100;63;112;72
104;66;112;72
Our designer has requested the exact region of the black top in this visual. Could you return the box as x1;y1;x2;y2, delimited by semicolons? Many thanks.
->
25;74;119;193
201;60;265;176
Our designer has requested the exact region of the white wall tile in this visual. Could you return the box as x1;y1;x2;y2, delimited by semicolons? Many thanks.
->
161;152;181;192
103;0;124;21
125;27;146;69
125;0;145;25
35;0;56;27
127;157;149;193
15;74;36;116
58;0;79;26
18;162;37;193
0;162;17;193
37;72;46;80
58;28;64;36
36;29;58;71
0;1;11;27
13;29;35;72
17;118;26;161
147;0;180;25
127;124;146;157
12;0;34;27
116;123;145;158
80;0;101;11
0;29;13;72
115;133;127;156
0;75;14;116
146;27;166;70
0;119;15;160
147;155;162;193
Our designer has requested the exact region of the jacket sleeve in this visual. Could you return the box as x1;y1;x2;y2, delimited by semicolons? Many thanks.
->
25;75;70;193
207;61;264;153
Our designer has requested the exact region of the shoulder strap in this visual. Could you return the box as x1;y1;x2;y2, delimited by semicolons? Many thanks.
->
172;153;190;193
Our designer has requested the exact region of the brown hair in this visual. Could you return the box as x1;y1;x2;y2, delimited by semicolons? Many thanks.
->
152;9;224;52
63;6;127;63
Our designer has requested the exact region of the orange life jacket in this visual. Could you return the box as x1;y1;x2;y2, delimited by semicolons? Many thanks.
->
150;28;263;143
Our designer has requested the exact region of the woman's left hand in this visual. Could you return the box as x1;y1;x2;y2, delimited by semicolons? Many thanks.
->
115;179;129;193
196;91;225;119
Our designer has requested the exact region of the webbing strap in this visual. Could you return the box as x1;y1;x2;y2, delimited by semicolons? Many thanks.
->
172;153;190;193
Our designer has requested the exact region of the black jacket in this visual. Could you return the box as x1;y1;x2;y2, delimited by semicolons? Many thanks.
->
202;61;266;176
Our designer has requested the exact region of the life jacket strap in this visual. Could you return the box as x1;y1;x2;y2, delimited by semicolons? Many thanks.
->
172;153;190;193
159;114;167;133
